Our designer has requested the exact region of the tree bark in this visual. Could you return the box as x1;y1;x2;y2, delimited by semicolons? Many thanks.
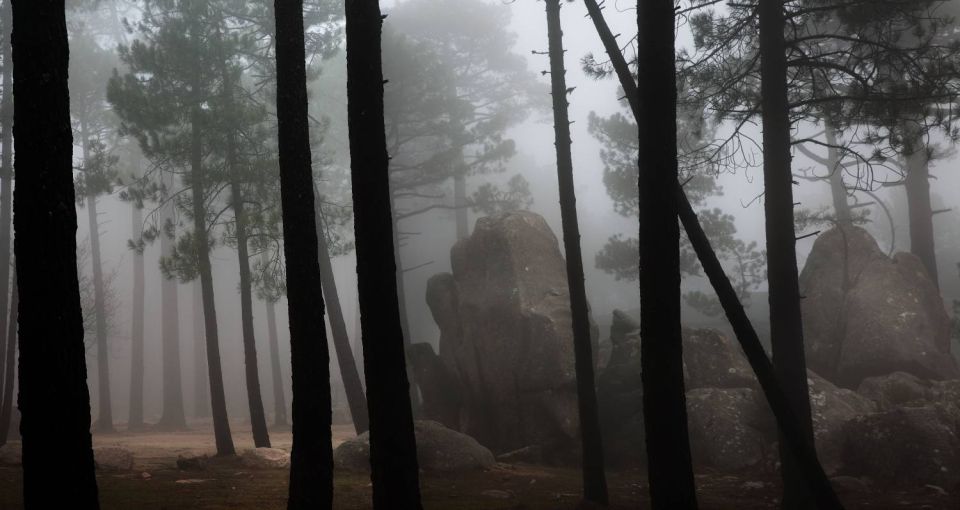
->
221;61;270;449
264;297;287;427
190;104;234;456
0;272;15;445
583;3;842;507
274;0;336;507
759;2;817;508
824;118;852;227
346;0;423;507
192;279;210;418
636;1;698;508
81;118;114;434
157;169;187;430
0;0;13;428
313;194;370;434
128;203;146;430
543;0;608;504
904;131;939;288
11;0;100;504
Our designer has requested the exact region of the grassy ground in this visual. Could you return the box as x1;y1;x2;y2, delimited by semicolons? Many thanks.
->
0;423;954;509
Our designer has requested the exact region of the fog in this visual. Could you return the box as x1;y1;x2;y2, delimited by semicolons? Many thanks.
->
2;0;960;508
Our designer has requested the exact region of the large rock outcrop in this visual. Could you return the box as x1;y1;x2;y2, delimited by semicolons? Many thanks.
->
800;226;958;387
334;420;495;473
426;211;587;453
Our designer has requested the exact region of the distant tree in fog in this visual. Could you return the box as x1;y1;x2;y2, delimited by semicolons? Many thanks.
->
11;0;101;505
109;0;237;455
382;0;542;337
70;28;122;434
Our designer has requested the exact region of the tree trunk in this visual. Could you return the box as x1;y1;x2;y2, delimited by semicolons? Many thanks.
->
0;271;15;445
583;3;842;507
313;194;370;434
86;194;114;433
824;118;851;227
345;0;423;507
11;0;100;503
759;2;817;508
636;1;698;508
221;64;270;449
904;131;939;288
0;0;13;429
128;203;146;430
192;280;210;418
190;105;235;455
157;169;187;430
264;297;287;427
274;0;336;507
453;172;468;239
80;116;114;435
543;0;608;504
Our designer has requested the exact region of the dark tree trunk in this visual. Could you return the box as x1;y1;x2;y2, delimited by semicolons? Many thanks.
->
313;192;370;434
81;119;114;434
584;3;842;507
190;105;235;455
636;1;698;508
824;118;851;227
157;170;187;431
0;271;15;445
264;297;287;427
904;133;939;288
11;0;100;504
0;0;13;423
759;2;817;508
345;0;423;507
128;203;146;430
543;0;608;504
273;0;335;507
192;280;210;418
221;64;270;449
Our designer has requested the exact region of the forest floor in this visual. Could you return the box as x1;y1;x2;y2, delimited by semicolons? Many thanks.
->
0;422;954;509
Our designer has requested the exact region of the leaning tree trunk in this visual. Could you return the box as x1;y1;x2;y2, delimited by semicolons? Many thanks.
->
157;169;187;430
904;130;939;288
192;280;210;418
189;104;235;456
543;0;608;504
346;0;423;507
636;1;698;508
823;117;852;227
81;119;114;434
128;202;146;431
11;0;100;504
0;0;13;428
0;271;15;446
313;191;370;434
274;0;336;506
759;2;817;508
584;2;842;507
221;63;270;449
264;297;287;427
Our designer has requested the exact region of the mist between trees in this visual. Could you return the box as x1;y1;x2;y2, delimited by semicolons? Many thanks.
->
1;0;960;509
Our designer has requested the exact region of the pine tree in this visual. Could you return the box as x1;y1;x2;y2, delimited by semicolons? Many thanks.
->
273;0;335;505
12;0;100;504
542;0;607;504
346;0;423;506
